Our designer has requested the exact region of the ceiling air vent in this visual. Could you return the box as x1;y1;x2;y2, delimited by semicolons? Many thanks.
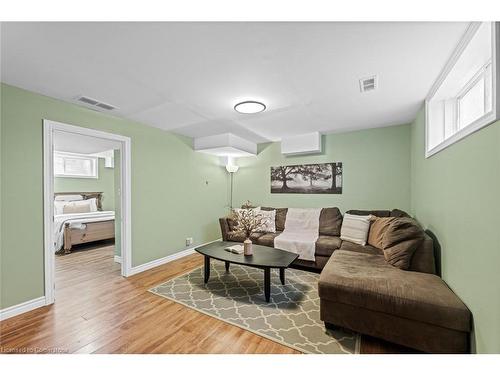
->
359;75;378;93
76;96;117;111
95;102;116;110
77;96;99;105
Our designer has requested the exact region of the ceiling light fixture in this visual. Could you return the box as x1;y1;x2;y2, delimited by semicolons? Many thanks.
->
234;101;266;114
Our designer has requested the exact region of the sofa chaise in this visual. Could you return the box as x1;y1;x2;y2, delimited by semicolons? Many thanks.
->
219;207;472;353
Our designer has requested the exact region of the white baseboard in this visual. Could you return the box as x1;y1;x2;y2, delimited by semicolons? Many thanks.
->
129;238;221;276
0;296;47;321
0;239;221;320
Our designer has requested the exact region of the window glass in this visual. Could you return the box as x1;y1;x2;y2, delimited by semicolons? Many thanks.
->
54;152;97;178
459;77;485;129
54;155;65;175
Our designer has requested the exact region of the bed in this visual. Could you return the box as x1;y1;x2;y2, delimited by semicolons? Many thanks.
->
54;192;115;254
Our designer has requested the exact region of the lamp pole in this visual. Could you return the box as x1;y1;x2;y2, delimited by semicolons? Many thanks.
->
229;171;234;210
225;157;238;211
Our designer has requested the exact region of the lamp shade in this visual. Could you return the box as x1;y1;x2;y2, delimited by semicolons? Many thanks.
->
225;164;239;173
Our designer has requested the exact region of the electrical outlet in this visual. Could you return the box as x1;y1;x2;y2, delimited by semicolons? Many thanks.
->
186;237;193;246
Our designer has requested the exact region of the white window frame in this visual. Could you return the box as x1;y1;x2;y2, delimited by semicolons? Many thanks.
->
456;60;491;130
54;151;99;179
425;22;500;158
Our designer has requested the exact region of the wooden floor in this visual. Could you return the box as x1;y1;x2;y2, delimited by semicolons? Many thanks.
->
0;242;415;354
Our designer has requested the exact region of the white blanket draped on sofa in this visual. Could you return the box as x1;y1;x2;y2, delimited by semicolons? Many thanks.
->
274;208;321;261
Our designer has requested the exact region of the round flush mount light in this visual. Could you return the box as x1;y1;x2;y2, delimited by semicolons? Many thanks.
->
234;101;266;114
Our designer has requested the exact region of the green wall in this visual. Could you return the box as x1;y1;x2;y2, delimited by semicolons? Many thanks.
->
54;157;116;211
410;108;500;354
0;83;228;309
233;124;411;213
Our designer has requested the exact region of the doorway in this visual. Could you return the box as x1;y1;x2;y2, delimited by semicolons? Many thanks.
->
43;119;132;305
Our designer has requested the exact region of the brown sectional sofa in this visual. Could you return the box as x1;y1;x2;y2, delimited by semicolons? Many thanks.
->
219;207;472;353
319;250;471;353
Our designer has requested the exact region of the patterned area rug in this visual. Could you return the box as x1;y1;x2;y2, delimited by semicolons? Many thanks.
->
149;262;360;354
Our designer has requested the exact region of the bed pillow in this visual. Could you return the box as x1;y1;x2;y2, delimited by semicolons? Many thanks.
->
340;213;373;246
54;200;67;215
55;198;98;215
87;198;98;212
62;201;92;214
54;194;83;202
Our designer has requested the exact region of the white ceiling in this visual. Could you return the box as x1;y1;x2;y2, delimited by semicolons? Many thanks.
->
1;22;468;143
54;130;120;154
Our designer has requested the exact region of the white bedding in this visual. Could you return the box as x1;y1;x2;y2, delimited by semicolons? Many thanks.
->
274;208;321;261
54;211;115;252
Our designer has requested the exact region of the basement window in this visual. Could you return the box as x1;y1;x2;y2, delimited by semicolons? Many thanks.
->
54;151;98;179
425;22;499;157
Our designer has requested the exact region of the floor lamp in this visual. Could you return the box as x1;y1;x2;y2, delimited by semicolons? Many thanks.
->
226;160;239;210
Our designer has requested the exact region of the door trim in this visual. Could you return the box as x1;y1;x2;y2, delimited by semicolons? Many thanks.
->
43;119;132;305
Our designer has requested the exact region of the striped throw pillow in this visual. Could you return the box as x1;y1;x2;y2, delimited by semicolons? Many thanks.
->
340;213;373;246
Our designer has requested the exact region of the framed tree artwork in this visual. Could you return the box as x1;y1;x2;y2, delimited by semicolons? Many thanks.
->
270;162;342;194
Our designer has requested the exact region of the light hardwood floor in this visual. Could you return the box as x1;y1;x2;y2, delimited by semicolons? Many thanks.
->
0;243;414;354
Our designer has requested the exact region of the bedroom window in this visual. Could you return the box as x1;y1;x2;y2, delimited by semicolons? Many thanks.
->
425;22;499;157
54;151;98;178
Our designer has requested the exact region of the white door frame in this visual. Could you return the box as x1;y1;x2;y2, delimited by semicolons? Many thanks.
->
43;119;132;305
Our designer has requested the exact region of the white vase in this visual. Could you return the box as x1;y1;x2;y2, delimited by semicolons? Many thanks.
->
243;238;253;256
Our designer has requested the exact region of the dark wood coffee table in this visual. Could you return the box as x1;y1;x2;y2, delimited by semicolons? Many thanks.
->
195;241;299;302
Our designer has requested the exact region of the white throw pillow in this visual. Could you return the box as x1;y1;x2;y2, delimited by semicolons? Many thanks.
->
256;210;276;233
340;213;373;246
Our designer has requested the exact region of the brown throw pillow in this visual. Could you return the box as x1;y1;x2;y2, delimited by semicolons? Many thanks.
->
274;208;288;232
382;218;424;270
347;209;391;217
227;217;238;231
390;208;411;218
319;207;343;236
367;217;396;249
